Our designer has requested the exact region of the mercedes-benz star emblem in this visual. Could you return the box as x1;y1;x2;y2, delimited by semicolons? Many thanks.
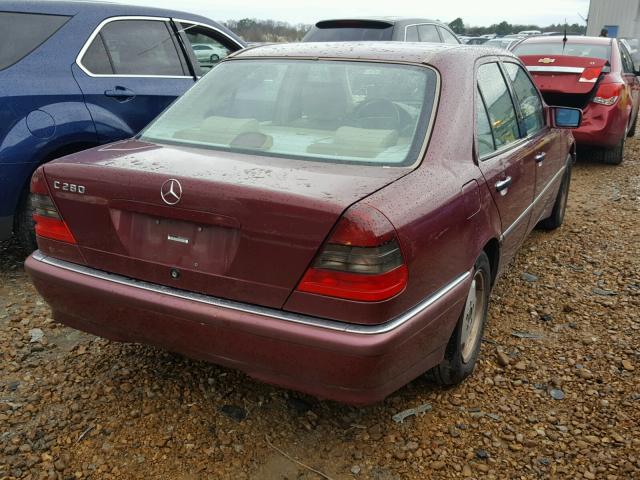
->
161;179;182;206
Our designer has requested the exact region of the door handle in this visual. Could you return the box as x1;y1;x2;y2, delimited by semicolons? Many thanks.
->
534;152;546;164
104;86;136;101
495;176;512;194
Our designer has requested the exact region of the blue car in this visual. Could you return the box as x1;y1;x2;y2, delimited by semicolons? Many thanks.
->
0;1;245;247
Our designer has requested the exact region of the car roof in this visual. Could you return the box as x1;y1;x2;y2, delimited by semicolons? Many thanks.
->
232;41;517;65
314;17;445;27
0;0;215;24
519;35;612;46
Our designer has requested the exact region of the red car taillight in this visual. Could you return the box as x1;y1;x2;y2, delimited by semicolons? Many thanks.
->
296;204;407;302
592;83;623;106
30;167;76;244
579;67;603;83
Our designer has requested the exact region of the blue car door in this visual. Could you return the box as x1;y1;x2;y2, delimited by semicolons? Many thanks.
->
72;17;196;142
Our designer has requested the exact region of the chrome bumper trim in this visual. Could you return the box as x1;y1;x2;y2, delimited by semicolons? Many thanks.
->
526;66;584;74
31;251;469;335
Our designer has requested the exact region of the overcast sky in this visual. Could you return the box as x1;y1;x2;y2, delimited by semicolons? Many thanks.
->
105;0;591;27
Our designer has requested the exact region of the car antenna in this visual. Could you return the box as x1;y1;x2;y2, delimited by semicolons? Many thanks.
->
562;19;568;53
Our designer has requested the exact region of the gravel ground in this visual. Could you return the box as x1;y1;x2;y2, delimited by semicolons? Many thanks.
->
1;139;639;480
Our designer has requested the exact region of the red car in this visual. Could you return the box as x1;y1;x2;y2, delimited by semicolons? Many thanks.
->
513;35;640;165
26;43;580;404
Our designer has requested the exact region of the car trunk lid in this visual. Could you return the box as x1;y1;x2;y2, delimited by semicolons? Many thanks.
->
520;55;609;108
41;139;410;308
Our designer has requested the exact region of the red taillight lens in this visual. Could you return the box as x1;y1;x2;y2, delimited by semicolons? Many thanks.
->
592;83;623;106
296;204;407;302
579;67;602;83
30;168;76;244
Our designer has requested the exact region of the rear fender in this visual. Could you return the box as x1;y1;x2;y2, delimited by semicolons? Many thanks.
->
81;103;136;141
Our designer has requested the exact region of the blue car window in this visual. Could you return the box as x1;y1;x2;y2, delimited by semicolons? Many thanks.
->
82;34;114;75
90;20;186;76
0;12;70;71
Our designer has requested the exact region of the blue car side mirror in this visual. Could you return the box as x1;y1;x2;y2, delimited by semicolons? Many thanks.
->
551;106;582;128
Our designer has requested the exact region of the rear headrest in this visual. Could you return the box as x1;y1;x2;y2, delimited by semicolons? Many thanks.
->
334;126;399;148
307;126;399;158
201;116;260;135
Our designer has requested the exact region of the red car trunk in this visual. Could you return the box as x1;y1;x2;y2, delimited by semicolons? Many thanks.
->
40;140;410;308
521;55;608;108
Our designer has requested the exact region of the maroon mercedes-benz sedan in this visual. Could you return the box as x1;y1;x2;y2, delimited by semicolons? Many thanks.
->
25;43;581;404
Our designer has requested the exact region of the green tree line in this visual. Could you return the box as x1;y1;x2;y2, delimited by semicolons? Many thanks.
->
448;17;586;36
224;18;587;43
224;18;310;42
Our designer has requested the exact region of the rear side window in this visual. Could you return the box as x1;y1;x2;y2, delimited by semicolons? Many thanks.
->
439;27;460;44
503;63;544;136
0;12;70;71
81;20;187;76
82;35;113;74
405;25;419;42
476;88;495;157
477;63;520;150
619;43;635;73
417;24;440;43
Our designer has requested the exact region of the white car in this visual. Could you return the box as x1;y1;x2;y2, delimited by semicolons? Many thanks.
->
191;43;228;64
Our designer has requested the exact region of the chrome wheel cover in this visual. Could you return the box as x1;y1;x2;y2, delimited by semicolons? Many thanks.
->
460;269;486;363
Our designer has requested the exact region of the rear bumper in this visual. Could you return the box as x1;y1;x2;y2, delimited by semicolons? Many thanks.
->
25;251;470;404
573;102;628;148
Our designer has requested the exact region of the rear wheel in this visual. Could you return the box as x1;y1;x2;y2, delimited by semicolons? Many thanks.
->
538;159;572;230
602;136;625;165
429;252;491;386
15;188;37;253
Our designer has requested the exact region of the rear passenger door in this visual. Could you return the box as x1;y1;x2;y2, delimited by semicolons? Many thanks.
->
501;60;562;228
72;17;195;142
475;61;536;262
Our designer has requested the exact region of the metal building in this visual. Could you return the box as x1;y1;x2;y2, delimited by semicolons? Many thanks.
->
587;0;640;38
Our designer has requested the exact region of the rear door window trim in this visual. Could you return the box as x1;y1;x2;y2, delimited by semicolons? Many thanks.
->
403;23;442;42
76;15;193;78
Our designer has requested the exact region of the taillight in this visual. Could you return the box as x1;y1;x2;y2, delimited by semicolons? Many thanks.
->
592;83;623;106
30;167;76;244
296;204;407;302
578;67;602;83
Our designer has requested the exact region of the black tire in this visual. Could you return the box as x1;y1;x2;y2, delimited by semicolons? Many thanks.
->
602;136;625;165
538;159;572;231
429;252;491;386
15;189;37;253
209;53;220;63
627;112;637;138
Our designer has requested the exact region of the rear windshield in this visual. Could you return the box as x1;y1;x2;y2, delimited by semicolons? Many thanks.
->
303;22;394;42
0;12;70;71
513;41;611;61
141;59;437;166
